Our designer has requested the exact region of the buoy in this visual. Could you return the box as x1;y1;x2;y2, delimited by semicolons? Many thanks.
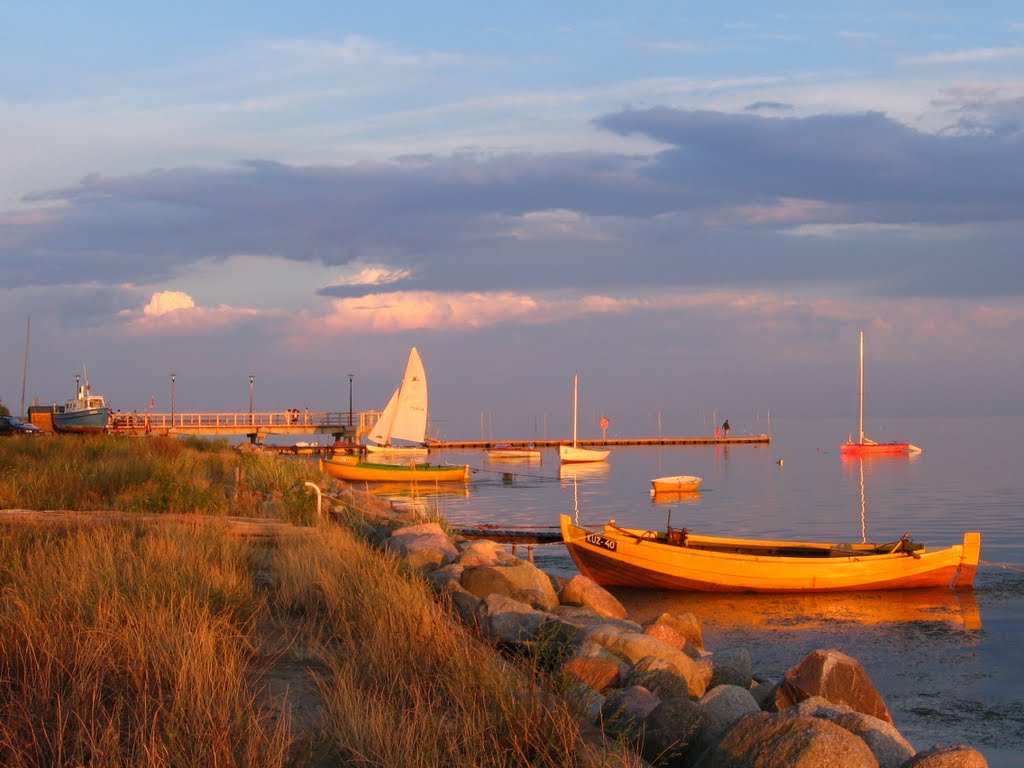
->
777;459;784;467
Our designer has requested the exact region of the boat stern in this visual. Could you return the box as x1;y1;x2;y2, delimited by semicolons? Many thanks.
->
952;532;982;589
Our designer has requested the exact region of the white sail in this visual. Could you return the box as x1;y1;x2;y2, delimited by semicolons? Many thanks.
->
368;387;400;446
368;347;428;447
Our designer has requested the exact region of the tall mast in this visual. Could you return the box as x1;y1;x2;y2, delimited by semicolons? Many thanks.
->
858;330;865;444
572;372;579;448
20;316;30;417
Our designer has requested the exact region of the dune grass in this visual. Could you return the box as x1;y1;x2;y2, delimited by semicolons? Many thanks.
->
0;435;321;523
0;437;640;768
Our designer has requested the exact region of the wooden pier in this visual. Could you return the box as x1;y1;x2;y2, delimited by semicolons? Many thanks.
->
434;435;770;449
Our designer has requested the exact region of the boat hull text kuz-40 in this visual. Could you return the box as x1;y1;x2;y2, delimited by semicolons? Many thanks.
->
560;515;980;593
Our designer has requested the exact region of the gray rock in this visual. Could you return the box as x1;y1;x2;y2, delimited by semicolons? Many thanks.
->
384;521;459;571
601;685;661;739
581;625;709;698
642;696;705;767
773;648;893;724
647;611;704;651
460;558;560;611
789;697;914;768
476;593;548;644
692;711;879;768
698;685;761;744
558;574;629;619
708;647;754;690
901;744;989;768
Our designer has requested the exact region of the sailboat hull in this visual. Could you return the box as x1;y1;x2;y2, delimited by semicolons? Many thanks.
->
841;441;917;455
559;445;610;463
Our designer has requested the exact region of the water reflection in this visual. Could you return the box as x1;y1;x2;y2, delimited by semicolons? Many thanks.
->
617;587;983;632
558;462;612;481
650;489;702;506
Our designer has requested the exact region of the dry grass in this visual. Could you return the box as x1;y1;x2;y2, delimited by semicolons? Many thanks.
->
0;435;322;523
0;521;291;768
0;438;641;767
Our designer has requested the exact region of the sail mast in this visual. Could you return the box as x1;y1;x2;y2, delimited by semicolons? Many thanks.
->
572;372;579;448
858;330;865;444
20;316;30;417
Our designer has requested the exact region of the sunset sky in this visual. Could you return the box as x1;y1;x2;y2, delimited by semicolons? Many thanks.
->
2;2;1023;440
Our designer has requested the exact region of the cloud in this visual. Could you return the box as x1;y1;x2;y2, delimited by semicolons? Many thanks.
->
905;46;1024;65
143;290;196;316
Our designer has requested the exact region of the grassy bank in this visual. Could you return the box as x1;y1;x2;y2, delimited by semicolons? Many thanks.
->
0;436;637;767
0;435;321;523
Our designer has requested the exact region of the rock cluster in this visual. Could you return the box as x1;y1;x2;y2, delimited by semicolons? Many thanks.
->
347;504;988;768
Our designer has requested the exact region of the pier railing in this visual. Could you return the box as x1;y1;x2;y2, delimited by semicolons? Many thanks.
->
108;410;382;440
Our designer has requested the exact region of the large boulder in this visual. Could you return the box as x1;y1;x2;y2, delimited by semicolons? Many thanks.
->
698;684;762;745
629;656;693;701
600;685;661;738
902;744;989;768
641;696;706;767
581;625;710;698
790;697;914;768
476;593;548;644
460;558;560;611
646;611;704;652
384;522;459;571
692;711;879;768
773;648;892;724
558;574;629;619
708;647;754;690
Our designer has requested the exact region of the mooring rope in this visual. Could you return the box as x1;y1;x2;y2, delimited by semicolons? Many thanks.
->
466;464;561;482
980;559;1024;574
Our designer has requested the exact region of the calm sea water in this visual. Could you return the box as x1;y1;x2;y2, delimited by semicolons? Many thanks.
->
363;416;1024;765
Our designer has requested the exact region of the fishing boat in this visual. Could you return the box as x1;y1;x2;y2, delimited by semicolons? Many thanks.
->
651;475;703;493
365;347;429;456
486;444;542;461
559;515;980;592
841;331;920;456
52;371;111;433
319;456;470;483
559;372;610;464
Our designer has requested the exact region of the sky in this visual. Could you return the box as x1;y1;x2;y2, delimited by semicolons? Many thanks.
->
2;2;1023;441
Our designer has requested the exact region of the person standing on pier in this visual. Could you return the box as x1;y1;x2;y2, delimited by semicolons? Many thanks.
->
722;419;730;437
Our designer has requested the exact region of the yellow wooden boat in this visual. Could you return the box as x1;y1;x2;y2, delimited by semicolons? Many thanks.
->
560;515;981;593
651;475;703;493
319;457;470;483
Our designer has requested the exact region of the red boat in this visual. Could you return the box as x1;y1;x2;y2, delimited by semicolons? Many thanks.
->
841;331;920;456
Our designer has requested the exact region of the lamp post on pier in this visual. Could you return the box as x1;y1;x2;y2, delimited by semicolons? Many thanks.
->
248;374;254;424
170;373;176;428
348;374;354;429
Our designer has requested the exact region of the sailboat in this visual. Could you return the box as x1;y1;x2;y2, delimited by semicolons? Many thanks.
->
365;347;429;456
840;331;921;456
558;372;610;464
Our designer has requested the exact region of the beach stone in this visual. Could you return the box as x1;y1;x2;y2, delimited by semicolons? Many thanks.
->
384;522;459;571
692;711;879;768
581;625;709;698
790;697;914;768
902;744;989;768
773;648;893;724
641;696;706;766
558;574;629;619
460;558;560;611
629;656;693;701
644;620;688;650
552;605;642;632
447;585;482;629
708;647;754;690
455;539;507;566
563;656;622;692
647;611;704;651
698;684;761;744
476;593;548;644
601;685;661;738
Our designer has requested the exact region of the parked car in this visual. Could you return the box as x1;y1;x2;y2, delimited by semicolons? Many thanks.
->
0;415;45;436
